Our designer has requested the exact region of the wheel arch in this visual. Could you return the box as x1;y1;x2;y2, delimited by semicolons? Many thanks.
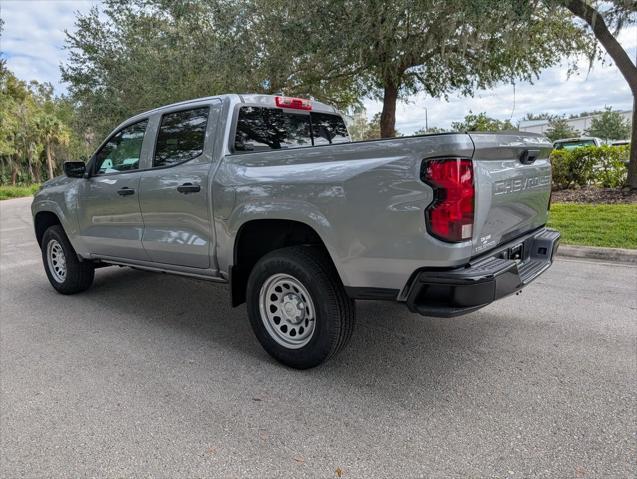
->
34;210;63;247
230;218;340;307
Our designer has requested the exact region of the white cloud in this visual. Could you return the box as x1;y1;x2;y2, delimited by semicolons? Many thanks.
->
1;0;100;91
1;1;634;131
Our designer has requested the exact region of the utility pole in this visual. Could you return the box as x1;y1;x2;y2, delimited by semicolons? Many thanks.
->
425;107;428;133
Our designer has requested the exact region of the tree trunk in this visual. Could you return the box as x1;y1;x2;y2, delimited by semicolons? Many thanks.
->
46;141;54;180
628;98;637;190
380;82;398;138
28;150;36;184
565;0;637;189
11;154;19;186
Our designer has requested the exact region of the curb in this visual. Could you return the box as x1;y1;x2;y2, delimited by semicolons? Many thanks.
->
557;244;637;264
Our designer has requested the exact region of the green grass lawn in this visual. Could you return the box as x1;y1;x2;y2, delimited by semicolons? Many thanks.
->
548;203;637;249
0;184;40;200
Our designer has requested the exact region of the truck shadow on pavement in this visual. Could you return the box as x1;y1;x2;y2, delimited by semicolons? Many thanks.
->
75;265;492;403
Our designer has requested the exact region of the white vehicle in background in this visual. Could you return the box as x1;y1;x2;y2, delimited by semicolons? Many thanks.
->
552;137;603;150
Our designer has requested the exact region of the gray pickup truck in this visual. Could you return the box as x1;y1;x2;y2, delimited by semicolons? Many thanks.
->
32;94;559;368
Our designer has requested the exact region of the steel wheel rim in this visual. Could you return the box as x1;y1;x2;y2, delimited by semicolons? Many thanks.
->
46;239;66;283
259;273;316;349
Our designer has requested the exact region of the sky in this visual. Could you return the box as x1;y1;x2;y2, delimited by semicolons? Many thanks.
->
1;0;635;133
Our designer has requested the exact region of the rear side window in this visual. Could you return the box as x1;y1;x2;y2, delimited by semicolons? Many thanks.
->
235;107;312;152
310;112;350;146
154;107;209;167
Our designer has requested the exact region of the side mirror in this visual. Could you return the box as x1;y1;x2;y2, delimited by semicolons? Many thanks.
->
63;161;87;178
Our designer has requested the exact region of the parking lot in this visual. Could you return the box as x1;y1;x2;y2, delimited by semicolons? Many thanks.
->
1;196;635;478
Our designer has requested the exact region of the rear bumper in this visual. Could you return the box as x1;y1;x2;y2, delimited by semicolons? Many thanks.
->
403;227;560;317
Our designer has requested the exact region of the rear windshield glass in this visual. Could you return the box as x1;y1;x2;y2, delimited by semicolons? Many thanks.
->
311;112;350;146
235;107;312;152
234;106;349;153
554;140;596;150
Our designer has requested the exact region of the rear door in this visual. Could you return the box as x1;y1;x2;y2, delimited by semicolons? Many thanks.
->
77;119;151;261
138;103;219;269
470;133;552;255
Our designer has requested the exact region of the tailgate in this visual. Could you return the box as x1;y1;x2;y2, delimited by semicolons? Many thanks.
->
470;133;552;255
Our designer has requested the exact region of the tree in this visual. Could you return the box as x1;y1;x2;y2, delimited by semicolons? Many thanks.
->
37;114;70;180
0;62;78;184
585;107;631;141
544;118;580;142
451;112;515;132
523;112;558;121
568;110;603;119
348;113;403;140
261;0;595;138
62;0;361;142
414;126;448;135
559;0;637;188
63;0;594;141
0;64;32;185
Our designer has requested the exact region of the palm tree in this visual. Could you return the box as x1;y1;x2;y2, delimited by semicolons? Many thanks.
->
37;114;70;180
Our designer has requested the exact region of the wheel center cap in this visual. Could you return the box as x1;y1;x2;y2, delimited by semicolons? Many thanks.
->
282;294;304;323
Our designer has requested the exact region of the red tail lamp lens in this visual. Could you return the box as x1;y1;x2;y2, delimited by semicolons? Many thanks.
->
423;159;474;242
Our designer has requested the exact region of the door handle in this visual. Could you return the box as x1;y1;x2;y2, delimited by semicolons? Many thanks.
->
177;183;201;194
117;187;135;196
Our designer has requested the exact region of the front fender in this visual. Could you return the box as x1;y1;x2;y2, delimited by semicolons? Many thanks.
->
31;181;85;255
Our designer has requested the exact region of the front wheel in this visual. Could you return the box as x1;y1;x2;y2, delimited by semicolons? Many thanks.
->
246;246;355;369
41;225;94;294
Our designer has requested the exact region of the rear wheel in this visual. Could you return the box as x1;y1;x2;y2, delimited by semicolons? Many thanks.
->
246;246;355;369
41;225;94;294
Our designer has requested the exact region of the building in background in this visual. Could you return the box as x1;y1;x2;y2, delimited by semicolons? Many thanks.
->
519;110;632;135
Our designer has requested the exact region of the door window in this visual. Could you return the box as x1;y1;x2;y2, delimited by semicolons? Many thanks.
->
94;120;148;175
153;107;209;167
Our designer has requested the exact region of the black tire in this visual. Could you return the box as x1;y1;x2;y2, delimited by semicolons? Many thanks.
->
41;225;94;294
246;245;355;369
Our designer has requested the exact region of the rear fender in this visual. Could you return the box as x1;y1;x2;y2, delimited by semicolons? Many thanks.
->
220;199;346;283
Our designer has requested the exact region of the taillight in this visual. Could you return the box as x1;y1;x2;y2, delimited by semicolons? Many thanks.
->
275;96;312;110
422;158;474;243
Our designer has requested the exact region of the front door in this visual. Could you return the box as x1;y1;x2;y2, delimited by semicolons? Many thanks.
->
77;119;151;261
138;106;215;269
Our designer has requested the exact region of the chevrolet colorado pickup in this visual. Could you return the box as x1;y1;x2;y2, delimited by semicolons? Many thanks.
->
32;94;560;368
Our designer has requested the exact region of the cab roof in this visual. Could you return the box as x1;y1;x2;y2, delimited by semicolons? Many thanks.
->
127;93;339;122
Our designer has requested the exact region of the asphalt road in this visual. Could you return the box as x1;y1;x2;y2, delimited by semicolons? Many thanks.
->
1;196;635;478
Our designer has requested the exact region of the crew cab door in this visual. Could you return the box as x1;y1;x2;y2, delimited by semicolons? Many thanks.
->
76;119;151;261
138;104;219;269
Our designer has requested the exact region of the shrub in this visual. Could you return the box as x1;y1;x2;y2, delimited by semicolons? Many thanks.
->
549;145;628;189
550;148;595;189
592;145;629;188
0;184;41;200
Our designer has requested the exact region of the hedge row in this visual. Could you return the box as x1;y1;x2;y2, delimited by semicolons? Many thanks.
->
550;145;629;189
